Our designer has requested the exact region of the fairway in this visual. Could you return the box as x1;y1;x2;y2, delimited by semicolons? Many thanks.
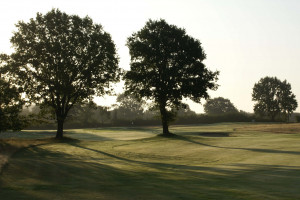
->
1;123;300;199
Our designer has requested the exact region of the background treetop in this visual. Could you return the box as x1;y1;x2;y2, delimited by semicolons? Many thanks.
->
204;97;238;115
252;76;297;121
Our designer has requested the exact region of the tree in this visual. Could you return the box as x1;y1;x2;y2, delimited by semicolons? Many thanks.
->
6;9;121;138
115;93;145;120
277;80;297;121
125;19;219;135
252;77;297;121
204;97;238;115
0;56;24;131
252;77;280;121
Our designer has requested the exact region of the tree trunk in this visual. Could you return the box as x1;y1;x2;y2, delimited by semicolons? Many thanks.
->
162;119;169;135
159;104;171;136
56;118;64;139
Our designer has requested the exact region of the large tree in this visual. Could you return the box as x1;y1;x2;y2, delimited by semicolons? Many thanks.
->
6;9;121;138
125;19;219;135
252;76;297;121
204;97;238;115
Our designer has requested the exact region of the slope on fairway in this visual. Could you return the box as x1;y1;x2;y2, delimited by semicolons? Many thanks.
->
1;123;300;200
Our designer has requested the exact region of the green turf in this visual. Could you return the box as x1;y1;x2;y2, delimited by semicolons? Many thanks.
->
1;123;300;199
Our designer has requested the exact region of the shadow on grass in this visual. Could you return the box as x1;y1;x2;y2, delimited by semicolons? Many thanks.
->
175;135;300;155
0;138;57;176
2;142;300;199
64;131;113;141
69;141;208;171
171;131;231;137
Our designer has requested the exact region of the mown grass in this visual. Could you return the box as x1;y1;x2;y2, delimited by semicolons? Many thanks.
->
1;123;300;199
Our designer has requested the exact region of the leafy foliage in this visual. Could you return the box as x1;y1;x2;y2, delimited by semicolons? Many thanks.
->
114;93;145;120
252;77;297;121
6;9;121;138
204;97;238;114
125;19;218;134
0;58;24;131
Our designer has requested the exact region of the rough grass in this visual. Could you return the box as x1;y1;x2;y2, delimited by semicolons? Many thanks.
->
1;123;300;199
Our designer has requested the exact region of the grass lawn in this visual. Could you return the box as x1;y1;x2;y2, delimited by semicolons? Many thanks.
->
1;123;300;199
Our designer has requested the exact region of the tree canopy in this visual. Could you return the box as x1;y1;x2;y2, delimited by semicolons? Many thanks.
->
5;9;121;138
204;97;238;115
125;19;219;135
252;76;297;121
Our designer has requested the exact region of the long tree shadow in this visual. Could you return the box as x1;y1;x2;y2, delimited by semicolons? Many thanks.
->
64;131;114;141
174;134;300;155
178;131;231;137
2;142;300;199
68;141;213;171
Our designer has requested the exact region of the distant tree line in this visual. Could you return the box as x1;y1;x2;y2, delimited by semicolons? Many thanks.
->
0;9;298;137
22;90;299;130
22;94;253;130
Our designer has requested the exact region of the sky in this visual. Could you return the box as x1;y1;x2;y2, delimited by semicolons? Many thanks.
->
1;0;300;113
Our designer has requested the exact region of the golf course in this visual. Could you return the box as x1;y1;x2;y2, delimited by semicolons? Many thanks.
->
1;123;300;199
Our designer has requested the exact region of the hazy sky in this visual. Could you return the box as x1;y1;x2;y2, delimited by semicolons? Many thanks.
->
1;0;300;113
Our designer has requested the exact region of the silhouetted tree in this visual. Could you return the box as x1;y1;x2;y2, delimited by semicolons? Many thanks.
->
125;19;219;135
204;97;238;114
6;9;121;138
0;56;24;131
252;77;297;121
